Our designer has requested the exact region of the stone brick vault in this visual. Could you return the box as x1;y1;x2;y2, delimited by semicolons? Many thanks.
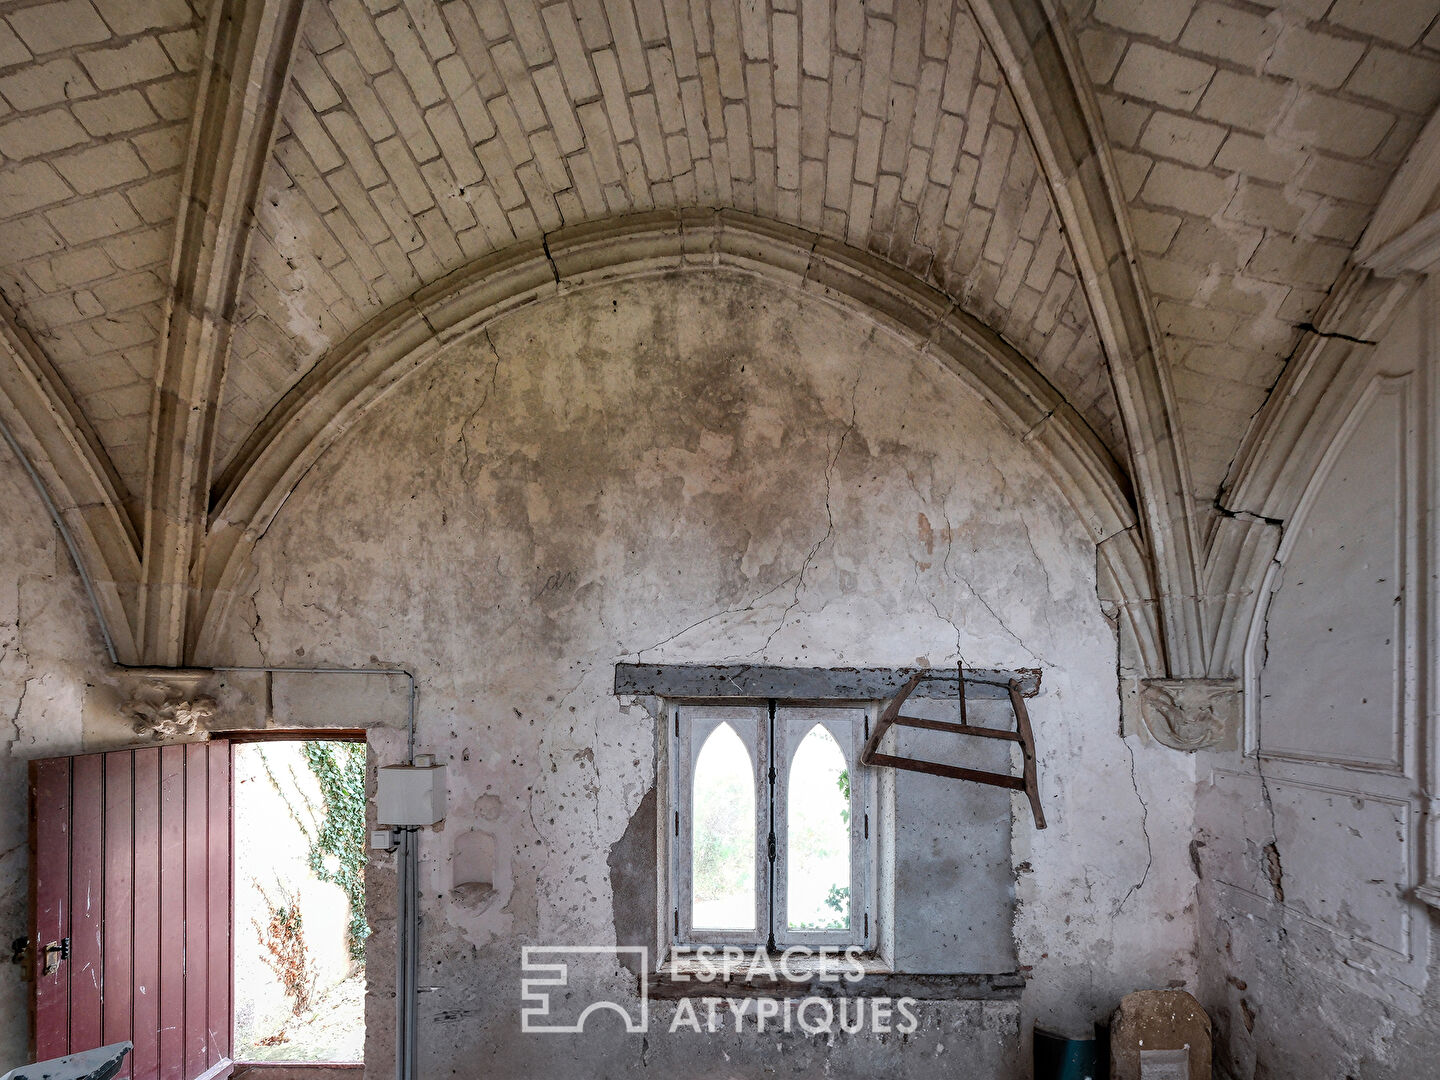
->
0;2;1438;1079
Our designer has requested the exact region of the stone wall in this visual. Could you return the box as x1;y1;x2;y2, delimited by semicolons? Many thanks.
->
0;436;110;1069
1195;288;1440;1078
203;270;1198;1078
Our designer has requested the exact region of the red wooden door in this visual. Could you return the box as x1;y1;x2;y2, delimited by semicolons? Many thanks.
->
30;741;233;1080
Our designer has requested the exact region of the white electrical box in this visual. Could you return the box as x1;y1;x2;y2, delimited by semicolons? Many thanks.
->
377;762;447;826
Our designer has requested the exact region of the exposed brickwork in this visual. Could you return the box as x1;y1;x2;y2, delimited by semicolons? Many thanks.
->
0;0;207;498
1069;0;1440;503
214;0;1123;478
0;0;1433;515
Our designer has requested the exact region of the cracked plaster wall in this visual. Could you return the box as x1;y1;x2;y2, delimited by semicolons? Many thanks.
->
1194;288;1440;1079
0;437;113;1069
207;270;1198;1078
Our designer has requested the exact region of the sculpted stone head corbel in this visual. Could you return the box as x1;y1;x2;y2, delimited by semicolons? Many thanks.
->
1138;678;1241;751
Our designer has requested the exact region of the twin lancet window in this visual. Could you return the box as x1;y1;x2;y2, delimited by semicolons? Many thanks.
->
669;704;873;951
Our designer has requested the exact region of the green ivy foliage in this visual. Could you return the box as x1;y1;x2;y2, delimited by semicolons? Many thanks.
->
301;741;371;963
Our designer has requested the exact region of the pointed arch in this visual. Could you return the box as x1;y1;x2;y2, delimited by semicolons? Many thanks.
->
193;210;1159;665
0;303;140;663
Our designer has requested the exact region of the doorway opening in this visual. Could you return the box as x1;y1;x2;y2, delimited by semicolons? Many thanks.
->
232;736;368;1065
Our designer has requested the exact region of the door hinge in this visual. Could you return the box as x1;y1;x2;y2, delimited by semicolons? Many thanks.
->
864;912;870;938
674;810;679;836
674;909;679;934
864;812;869;839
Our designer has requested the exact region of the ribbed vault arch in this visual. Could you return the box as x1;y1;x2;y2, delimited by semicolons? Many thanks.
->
965;0;1202;677
193;210;1159;666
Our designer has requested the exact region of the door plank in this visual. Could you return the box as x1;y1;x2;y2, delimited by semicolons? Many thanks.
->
69;752;105;1054
31;756;72;1060
206;742;232;1068
132;748;161;1080
158;745;186;1080
104;751;135;1079
184;744;210;1078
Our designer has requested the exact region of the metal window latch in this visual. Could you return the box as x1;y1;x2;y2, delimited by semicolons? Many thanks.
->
41;938;69;976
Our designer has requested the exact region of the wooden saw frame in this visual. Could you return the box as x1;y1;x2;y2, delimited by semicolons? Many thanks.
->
859;669;1047;829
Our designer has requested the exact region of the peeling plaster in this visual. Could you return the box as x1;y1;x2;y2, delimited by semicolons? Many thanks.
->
0;272;1208;1078
204;273;1199;1076
1195;290;1440;1080
0;438;114;1069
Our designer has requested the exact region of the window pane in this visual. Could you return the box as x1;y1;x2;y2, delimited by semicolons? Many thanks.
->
787;725;850;931
691;722;756;930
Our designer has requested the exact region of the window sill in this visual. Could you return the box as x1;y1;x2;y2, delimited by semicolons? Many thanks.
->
650;955;1025;1000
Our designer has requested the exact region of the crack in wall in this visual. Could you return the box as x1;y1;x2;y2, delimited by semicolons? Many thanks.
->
246;574;269;662
1255;745;1286;908
923;579;971;676
7;677;27;749
797;235;821;285
1254;553;1287;909
458;329;506;478
906;463;973;674
5;582;31;749
633;574;801;661
1112;731;1153;917
916;299;961;363
1211;500;1285;530
1013;512;1056;603
1292;322;1379;346
750;373;861;657
540;232;561;285
905;447;1052;669
1021;407;1057;443
951;566;1051;668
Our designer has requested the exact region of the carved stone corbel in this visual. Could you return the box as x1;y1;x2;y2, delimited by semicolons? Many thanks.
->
1138;678;1241;751
119;671;218;740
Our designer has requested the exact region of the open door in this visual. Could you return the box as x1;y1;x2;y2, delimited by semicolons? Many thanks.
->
30;741;233;1080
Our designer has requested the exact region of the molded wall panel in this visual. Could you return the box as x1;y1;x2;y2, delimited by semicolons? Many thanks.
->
1259;375;1412;769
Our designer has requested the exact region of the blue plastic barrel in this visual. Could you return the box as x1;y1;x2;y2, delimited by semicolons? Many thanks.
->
1033;1025;1104;1080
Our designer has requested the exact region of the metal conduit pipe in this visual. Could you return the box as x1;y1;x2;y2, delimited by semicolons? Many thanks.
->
395;826;419;1080
396;828;408;1080
401;827;419;1080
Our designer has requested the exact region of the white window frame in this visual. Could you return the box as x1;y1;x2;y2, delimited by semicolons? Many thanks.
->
663;700;877;952
671;704;770;947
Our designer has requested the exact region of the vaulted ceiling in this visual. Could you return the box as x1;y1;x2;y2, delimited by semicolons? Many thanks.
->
223;0;1122;484
0;0;1435;670
0;0;202;501
1065;0;1440;504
